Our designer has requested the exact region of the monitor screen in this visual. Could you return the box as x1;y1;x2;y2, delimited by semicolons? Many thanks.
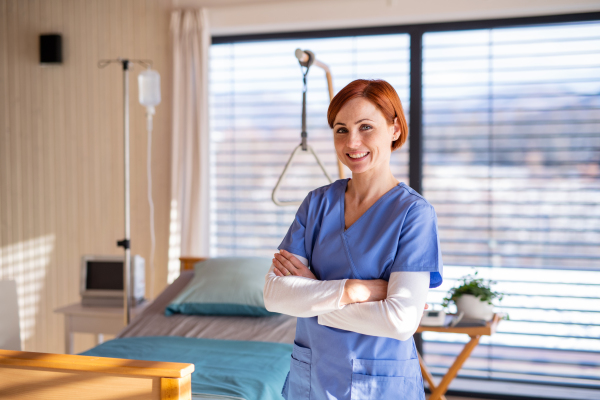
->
86;261;123;290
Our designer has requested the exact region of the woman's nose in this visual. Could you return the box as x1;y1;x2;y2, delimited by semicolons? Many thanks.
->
346;130;363;149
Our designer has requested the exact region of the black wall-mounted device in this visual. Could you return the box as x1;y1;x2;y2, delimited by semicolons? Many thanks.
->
40;34;62;64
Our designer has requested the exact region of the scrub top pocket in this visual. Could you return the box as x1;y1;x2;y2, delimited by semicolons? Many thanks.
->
286;343;312;400
351;358;425;400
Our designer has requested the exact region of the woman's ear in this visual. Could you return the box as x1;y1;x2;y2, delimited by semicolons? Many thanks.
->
391;117;401;141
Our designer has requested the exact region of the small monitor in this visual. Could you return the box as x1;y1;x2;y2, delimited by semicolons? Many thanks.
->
86;260;123;290
80;255;145;307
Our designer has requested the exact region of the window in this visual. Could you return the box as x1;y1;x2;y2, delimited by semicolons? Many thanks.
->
209;34;410;256
421;21;600;388
209;15;600;394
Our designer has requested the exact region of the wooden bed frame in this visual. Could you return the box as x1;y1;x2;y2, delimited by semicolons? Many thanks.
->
0;257;207;400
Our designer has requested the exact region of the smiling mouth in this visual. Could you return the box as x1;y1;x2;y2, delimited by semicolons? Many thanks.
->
347;152;369;160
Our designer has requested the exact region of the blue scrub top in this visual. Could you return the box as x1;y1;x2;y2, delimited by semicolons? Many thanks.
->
278;179;443;400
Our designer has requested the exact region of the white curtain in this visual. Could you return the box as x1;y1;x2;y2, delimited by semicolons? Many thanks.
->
170;9;210;257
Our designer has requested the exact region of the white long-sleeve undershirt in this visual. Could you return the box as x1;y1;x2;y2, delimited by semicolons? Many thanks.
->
263;254;347;318
263;254;430;341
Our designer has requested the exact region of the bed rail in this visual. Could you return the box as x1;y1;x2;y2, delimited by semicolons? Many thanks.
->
0;349;194;400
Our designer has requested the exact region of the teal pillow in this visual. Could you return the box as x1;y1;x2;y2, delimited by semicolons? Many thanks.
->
165;257;277;317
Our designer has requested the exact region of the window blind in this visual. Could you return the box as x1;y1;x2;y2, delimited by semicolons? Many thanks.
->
208;17;600;394
209;35;410;256
421;21;600;388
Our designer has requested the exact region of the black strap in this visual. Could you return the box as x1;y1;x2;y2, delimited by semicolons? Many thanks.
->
299;53;313;151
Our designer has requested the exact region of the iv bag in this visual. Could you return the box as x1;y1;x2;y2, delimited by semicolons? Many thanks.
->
138;69;161;107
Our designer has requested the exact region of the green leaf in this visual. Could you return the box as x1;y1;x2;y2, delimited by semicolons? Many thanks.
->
441;270;504;310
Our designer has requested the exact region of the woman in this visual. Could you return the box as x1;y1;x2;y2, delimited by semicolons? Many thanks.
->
264;79;443;400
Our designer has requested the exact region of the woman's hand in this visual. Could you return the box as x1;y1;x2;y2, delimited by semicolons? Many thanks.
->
273;250;317;280
341;279;388;306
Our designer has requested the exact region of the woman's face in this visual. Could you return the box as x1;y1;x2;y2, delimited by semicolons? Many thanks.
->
333;97;399;176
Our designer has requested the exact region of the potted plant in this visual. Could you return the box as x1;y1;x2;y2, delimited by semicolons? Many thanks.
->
442;271;504;321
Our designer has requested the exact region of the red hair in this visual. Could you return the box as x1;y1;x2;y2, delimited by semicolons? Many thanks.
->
327;79;408;151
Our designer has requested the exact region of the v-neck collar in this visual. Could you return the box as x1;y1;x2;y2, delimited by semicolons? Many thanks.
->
340;178;402;234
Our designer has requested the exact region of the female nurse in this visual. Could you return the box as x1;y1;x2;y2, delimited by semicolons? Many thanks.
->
263;79;443;400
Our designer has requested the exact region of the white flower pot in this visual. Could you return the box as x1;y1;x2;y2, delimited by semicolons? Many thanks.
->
455;294;494;321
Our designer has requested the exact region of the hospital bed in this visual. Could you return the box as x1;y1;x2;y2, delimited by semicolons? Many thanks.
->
0;257;296;400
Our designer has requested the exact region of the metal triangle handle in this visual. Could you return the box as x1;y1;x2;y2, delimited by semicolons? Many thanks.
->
272;144;333;206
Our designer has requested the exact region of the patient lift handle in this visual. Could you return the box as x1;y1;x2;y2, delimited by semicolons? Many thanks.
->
272;49;339;207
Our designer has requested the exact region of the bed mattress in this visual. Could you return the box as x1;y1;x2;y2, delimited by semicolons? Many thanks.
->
118;271;297;344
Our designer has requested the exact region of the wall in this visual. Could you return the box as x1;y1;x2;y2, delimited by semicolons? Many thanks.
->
0;0;172;354
174;0;600;36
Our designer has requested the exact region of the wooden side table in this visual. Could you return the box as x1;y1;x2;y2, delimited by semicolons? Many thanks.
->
417;313;501;400
54;302;148;354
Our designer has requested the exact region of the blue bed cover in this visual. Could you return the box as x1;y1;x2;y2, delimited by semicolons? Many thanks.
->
81;336;292;400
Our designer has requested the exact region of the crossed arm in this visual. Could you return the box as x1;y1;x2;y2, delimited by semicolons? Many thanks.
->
263;250;429;341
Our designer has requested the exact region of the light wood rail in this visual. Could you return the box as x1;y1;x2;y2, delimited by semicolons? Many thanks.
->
0;349;194;400
179;256;208;271
0;349;194;378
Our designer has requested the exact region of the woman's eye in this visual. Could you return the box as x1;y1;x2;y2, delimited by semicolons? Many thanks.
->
360;124;373;131
336;128;348;134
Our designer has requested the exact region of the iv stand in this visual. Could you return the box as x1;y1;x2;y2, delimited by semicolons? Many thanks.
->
98;58;152;325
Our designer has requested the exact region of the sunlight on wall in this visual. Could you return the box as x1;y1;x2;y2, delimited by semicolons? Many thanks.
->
168;199;181;283
0;234;55;345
